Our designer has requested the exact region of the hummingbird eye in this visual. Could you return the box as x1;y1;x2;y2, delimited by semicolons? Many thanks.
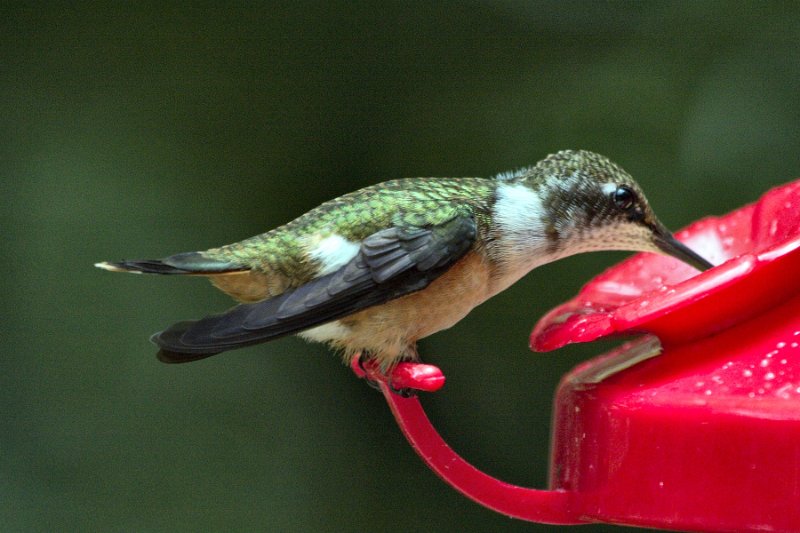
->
612;185;636;211
611;185;646;222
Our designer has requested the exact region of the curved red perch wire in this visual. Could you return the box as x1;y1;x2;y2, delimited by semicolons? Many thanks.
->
351;357;581;524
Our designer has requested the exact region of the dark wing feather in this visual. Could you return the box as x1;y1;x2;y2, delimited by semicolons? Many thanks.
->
153;214;477;362
100;252;245;274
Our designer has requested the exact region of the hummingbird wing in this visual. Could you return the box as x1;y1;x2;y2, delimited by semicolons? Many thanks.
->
153;211;478;362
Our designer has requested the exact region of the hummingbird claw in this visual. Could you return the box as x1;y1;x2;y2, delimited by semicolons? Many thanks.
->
351;353;382;391
364;378;382;392
388;381;416;398
355;352;373;375
353;353;382;391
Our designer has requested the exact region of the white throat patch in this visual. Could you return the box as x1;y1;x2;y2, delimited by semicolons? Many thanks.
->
493;182;546;240
488;182;554;293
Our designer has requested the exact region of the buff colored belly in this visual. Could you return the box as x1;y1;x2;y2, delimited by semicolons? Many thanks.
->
334;252;495;366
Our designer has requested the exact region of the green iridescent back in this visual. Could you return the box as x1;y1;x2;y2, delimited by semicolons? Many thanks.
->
205;177;496;284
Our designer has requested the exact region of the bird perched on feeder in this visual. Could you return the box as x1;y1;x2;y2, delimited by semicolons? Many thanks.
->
97;150;711;372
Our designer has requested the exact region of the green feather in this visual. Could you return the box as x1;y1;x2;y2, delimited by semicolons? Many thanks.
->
203;177;496;285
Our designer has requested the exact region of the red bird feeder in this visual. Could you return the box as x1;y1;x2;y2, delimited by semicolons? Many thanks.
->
354;179;800;532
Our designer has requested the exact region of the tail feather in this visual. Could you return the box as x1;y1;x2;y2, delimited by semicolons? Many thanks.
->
154;322;223;363
95;252;246;275
157;349;220;364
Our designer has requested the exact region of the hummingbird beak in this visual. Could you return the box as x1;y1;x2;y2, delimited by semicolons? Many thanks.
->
650;223;714;271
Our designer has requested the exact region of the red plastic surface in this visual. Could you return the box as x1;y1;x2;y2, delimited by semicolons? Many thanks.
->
354;180;800;532
549;300;800;532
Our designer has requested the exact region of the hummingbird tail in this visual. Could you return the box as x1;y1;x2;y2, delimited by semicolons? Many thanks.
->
154;321;223;363
150;311;264;364
149;295;305;363
94;252;246;275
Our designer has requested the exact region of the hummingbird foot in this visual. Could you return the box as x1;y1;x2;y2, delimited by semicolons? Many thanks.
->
355;353;383;392
353;353;401;393
350;353;446;394
388;380;417;398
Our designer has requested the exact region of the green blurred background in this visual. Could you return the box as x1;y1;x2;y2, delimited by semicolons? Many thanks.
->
4;3;800;531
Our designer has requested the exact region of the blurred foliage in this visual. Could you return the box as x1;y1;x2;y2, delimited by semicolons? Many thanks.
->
3;2;800;531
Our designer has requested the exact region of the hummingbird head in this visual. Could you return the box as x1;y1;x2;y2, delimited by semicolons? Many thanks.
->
505;150;712;271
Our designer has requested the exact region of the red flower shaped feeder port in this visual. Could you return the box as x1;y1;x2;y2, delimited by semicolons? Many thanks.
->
353;179;800;532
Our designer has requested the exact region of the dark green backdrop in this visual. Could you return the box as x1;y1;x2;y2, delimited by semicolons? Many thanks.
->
4;3;800;531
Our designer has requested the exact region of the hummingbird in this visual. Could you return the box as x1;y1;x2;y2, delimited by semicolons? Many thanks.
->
96;150;712;373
